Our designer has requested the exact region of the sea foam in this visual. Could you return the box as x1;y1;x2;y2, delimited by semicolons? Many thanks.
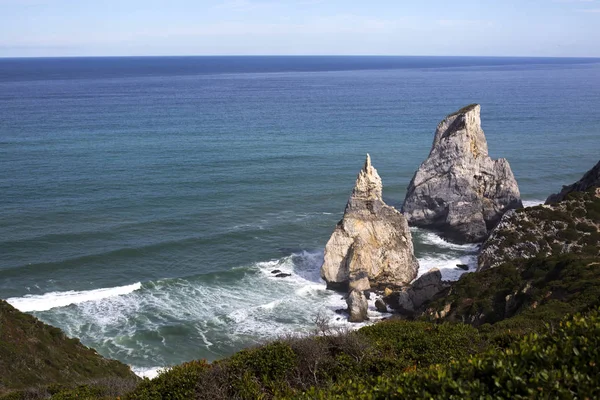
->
6;282;142;312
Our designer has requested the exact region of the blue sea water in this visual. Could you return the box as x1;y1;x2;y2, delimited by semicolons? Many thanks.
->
1;56;599;376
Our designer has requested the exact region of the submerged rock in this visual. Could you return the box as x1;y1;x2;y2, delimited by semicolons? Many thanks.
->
347;289;369;322
274;273;291;278
546;160;600;204
402;104;522;243
321;154;419;291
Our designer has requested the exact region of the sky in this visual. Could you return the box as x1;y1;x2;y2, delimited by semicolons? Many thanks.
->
0;0;599;57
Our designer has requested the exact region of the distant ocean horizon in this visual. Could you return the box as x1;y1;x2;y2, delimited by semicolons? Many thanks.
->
1;55;599;377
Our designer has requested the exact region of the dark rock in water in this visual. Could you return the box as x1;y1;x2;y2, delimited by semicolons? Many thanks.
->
274;273;291;278
321;154;419;291
390;269;447;316
336;317;341;321
402;104;522;243
363;290;371;300
271;269;282;274
335;308;347;315
546;160;600;204
375;298;388;313
456;264;469;271
347;289;369;323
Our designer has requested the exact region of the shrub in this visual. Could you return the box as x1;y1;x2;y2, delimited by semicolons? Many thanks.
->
299;309;600;399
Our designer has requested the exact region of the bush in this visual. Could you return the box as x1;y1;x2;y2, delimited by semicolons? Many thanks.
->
299;309;600;399
127;360;209;400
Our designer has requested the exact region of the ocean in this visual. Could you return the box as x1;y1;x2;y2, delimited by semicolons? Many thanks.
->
1;56;599;376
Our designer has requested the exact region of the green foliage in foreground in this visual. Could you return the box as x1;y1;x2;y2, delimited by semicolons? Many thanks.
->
300;309;600;399
125;321;486;400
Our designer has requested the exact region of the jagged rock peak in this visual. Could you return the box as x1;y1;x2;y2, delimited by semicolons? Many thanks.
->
321;155;419;291
546;160;600;204
402;104;522;243
346;153;383;213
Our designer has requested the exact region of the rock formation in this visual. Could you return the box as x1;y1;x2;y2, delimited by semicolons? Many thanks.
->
479;162;600;271
546;160;600;204
321;154;419;294
347;290;369;322
402;104;522;243
384;269;446;316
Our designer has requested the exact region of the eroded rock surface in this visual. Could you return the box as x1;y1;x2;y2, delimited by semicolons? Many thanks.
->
321;154;419;291
402;104;522;243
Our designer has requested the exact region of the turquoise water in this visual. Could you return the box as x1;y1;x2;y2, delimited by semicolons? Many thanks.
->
1;56;599;375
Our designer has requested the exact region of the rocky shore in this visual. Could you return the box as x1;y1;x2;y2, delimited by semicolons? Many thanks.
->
319;105;598;324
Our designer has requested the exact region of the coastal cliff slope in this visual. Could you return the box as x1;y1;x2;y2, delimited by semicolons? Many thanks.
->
546;160;600;204
479;160;600;271
321;154;419;292
0;299;137;397
402;104;522;243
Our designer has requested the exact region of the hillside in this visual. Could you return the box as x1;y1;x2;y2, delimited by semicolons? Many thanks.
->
0;300;138;398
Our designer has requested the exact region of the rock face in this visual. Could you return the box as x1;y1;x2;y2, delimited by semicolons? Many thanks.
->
546;160;600;204
321;154;419;291
386;269;446;315
402;104;522;243
347;290;369;322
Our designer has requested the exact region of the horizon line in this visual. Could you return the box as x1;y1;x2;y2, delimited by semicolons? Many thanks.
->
2;54;600;60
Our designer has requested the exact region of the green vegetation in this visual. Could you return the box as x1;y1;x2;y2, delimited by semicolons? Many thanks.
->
0;300;138;399
481;187;599;267
125;321;487;399
301;308;600;399
426;254;600;330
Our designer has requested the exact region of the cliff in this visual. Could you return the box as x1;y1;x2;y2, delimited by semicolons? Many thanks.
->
402;104;522;243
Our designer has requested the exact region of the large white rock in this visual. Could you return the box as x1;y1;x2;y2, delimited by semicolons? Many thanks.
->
321;154;419;291
402;104;522;243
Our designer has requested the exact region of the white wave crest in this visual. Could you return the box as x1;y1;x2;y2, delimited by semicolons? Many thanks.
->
417;254;477;281
6;282;142;312
419;231;480;251
131;366;163;379
522;199;544;208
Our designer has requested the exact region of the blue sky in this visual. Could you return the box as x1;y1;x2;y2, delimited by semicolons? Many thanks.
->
1;0;599;57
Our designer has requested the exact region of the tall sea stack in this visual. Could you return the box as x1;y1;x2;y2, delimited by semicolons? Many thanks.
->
402;104;522;243
321;154;419;294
